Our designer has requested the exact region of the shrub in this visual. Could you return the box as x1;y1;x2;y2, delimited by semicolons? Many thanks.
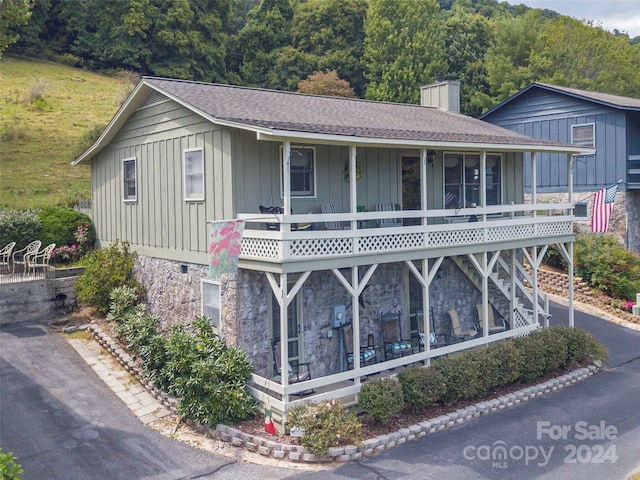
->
397;364;447;414
513;334;549;383
106;285;139;323
113;308;158;358
435;352;486;404
359;377;404;424
288;399;362;456
160;316;257;426
0;209;41;249
74;240;142;314
480;341;521;389
38;206;94;249
574;234;640;301
530;328;569;374
139;333;168;390
0;448;23;479
553;325;608;366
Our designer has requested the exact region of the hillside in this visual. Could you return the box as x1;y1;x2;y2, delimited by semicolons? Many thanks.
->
0;57;129;210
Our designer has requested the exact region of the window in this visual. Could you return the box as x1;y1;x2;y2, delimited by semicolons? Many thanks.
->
444;153;502;209
201;279;220;330
281;147;316;197
572;124;595;148
123;158;137;202
184;148;204;201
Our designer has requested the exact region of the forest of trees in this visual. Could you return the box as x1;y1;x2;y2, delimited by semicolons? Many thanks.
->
3;0;640;116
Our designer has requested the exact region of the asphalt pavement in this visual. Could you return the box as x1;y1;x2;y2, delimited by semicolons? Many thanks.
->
1;303;639;480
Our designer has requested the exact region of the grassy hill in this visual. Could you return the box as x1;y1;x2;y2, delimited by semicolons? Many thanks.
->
0;57;131;210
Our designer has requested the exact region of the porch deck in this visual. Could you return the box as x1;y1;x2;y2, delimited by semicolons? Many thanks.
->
238;203;574;267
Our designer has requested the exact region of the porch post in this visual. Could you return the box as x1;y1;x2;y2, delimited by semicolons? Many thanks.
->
480;150;487;221
423;258;430;366
352;265;361;372
568;154;574;215
421;148;428;226
350;145;357;229
568;241;575;327
279;273;289;397
531;152;537;226
283;139;291;228
510;249;517;326
531;246;539;326
481;252;489;337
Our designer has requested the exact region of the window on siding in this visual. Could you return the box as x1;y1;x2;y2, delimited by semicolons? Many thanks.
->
281;147;316;197
184;148;204;201
123;158;137;202
444;153;502;209
572;124;595;148
201;279;220;330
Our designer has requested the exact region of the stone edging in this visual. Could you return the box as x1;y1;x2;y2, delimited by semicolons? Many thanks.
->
80;322;602;464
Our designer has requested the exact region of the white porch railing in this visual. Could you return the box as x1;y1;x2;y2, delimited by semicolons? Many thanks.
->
238;203;574;263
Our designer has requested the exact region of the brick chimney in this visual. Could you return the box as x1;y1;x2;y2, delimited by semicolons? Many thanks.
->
420;76;460;114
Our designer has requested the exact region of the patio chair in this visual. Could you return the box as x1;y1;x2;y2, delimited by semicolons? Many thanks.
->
448;308;478;342
271;340;314;394
28;243;56;276
0;242;16;273
476;304;507;334
259;205;283;230
340;322;377;369
413;309;447;351
382;312;412;360
320;203;348;230
11;240;41;275
375;203;402;227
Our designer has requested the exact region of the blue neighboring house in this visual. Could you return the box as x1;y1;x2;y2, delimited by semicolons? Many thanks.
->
480;82;640;252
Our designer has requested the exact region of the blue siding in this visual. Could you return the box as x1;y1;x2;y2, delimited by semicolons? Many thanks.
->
482;88;629;192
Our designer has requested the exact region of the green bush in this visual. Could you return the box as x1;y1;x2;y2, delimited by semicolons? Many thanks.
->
106;285;138;323
74;240;142;314
113;308;159;358
288;399;362;456
530;328;569;374
553;325;608;366
574;234;640;301
38;206;94;249
0;448;23;479
480;341;521;389
139;332;168;390
359;377;404;424
397;364;446;414
160;316;257;425
513;334;548;383
435;352;486;404
0;209;41;249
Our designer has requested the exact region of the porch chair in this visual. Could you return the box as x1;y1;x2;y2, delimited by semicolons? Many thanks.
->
320;203;348;230
476;304;507;334
448;308;478;342
0;242;16;273
382;312;413;360
413;309;447;351
28;243;56;276
271;340;314;395
11;240;41;275
259;205;283;231
375;203;402;227
340;322;377;369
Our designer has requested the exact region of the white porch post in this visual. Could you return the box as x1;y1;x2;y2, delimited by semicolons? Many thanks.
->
352;265;361;372
279;273;289;408
350;145;358;229
510;249;517;325
481;252;489;337
532;246;539;326
421;148;428;225
568;241;575;327
480;150;487;221
531;152;537;228
283;139;291;229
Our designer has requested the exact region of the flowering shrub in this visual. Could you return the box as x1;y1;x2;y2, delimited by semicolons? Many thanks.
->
52;244;82;265
288;399;362;456
75;223;92;251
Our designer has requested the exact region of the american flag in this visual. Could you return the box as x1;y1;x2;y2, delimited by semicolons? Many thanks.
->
591;182;619;233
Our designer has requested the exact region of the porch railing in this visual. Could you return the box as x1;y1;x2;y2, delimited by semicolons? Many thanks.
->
238;203;574;262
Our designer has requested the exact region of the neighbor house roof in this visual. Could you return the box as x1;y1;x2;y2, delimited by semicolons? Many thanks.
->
480;82;640;120
74;77;589;165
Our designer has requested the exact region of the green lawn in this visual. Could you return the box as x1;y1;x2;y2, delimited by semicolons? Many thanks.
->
0;56;130;210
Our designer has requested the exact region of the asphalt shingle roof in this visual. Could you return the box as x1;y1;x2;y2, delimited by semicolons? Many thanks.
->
535;83;640;109
143;77;569;148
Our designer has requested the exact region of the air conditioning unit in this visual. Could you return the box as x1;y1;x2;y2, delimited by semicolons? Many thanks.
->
574;201;589;220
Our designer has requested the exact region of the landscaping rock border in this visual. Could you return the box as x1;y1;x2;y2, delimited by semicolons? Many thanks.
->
84;323;601;464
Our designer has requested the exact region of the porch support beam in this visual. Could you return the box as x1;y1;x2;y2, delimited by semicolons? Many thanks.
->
555;241;575;327
282;139;291;231
349;145;358;229
480;150;487;221
532;152;537;222
421;148;428;225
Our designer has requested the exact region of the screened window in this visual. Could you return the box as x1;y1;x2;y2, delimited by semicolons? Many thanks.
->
184;148;204;201
123;158;137;202
572;124;595;148
201;279;220;330
282;147;316;197
444;153;502;209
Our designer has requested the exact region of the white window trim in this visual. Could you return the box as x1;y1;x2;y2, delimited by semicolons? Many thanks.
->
201;278;221;331
571;123;595;148
122;157;137;203
279;145;317;199
443;151;503;211
184;147;205;202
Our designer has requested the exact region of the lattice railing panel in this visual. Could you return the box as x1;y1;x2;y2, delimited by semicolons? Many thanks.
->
513;309;534;329
290;237;352;257
358;233;424;253
428;228;483;247
537;221;572;237
487;224;534;242
241;238;280;260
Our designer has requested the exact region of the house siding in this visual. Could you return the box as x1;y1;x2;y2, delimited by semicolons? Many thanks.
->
91;97;234;264
483;88;628;193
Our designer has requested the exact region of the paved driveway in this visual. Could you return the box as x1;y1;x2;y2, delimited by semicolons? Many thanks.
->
0;322;294;480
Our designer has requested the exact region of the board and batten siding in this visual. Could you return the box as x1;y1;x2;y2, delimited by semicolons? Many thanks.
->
483;88;628;192
91;97;233;264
